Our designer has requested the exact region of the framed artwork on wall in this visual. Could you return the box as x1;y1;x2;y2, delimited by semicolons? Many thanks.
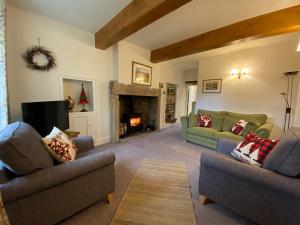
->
202;79;222;93
167;104;175;113
167;86;176;95
132;61;152;86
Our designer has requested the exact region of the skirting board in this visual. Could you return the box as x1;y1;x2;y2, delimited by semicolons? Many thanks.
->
94;136;111;146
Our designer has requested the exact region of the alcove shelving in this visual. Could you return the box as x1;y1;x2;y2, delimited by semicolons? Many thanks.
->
60;77;96;139
61;77;94;113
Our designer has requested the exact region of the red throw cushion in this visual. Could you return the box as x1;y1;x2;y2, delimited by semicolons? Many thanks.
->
230;120;248;136
195;114;212;128
231;132;279;166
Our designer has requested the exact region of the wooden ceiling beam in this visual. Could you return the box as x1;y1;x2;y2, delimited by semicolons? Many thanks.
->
95;0;191;50
151;5;300;63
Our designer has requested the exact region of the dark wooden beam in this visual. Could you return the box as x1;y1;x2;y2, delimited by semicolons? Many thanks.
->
151;5;300;63
95;0;191;49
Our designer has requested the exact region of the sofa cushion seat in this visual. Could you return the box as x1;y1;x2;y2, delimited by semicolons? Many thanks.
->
187;127;218;139
76;149;101;159
214;132;244;142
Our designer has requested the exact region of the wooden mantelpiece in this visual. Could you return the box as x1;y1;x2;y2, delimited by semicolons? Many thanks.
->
110;81;161;143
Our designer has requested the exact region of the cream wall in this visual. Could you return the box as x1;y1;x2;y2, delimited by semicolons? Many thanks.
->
117;41;160;87
197;41;300;138
6;6;114;144
184;69;198;82
159;62;187;124
116;40;187;127
6;6;187;144
294;81;300;127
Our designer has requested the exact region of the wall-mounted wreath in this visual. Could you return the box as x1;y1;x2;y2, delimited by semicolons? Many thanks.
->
22;46;56;71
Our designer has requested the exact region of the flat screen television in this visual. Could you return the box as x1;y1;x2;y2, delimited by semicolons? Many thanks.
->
22;100;69;137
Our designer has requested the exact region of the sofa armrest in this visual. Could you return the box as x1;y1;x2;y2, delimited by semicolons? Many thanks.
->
217;138;239;155
72;136;94;152
255;123;273;138
180;116;188;140
0;151;115;203
200;151;300;197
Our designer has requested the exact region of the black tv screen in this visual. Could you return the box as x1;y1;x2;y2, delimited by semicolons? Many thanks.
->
22;100;69;137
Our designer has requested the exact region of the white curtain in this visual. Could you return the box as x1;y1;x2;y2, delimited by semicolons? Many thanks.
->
0;0;8;131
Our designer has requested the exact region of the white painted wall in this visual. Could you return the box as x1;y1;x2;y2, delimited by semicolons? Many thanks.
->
197;41;300;138
294;80;300;127
117;40;187;127
184;68;198;82
6;6;188;143
117;41;160;87
6;6;114;144
159;62;187;125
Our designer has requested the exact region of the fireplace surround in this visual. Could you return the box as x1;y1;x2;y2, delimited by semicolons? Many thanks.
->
110;81;161;143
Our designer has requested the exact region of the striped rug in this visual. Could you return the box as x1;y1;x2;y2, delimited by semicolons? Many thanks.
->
110;159;197;225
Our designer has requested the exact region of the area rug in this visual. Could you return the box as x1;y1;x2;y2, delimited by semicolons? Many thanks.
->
110;159;197;225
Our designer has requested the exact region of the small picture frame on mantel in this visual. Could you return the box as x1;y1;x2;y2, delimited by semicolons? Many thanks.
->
132;61;152;86
202;79;222;93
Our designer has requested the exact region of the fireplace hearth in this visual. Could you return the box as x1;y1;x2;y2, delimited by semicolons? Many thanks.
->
110;81;161;142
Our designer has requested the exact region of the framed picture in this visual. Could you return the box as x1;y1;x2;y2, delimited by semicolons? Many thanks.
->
132;61;152;86
167;104;175;113
202;79;222;93
167;86;176;95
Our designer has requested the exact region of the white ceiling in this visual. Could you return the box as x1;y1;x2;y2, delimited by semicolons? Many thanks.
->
127;0;300;50
168;31;300;71
7;0;300;54
8;0;300;50
7;0;131;33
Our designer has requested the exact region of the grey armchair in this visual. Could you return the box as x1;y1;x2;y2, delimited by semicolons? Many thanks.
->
199;137;300;225
0;135;115;225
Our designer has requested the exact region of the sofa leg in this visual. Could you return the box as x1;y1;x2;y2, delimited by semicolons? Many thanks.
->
107;193;114;204
199;195;214;205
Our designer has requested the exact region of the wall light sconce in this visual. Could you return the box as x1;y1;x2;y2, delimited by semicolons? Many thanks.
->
231;68;249;79
296;42;300;52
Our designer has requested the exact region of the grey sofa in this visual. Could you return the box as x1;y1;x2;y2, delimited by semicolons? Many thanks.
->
199;127;300;225
0;122;115;225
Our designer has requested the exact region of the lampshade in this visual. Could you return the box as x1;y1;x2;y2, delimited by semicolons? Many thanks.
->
230;69;239;76
241;68;249;75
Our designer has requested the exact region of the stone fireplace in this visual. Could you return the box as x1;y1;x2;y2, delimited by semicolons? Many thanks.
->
110;81;161;143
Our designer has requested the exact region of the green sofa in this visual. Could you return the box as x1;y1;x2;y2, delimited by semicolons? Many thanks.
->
180;109;273;149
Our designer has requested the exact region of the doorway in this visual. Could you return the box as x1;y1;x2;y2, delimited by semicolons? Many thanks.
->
186;82;197;115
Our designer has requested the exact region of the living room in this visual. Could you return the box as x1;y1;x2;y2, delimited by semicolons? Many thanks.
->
1;1;300;225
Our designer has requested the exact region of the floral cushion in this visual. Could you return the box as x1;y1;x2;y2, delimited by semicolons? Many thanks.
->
195;114;212;128
42;127;77;163
231;132;279;166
